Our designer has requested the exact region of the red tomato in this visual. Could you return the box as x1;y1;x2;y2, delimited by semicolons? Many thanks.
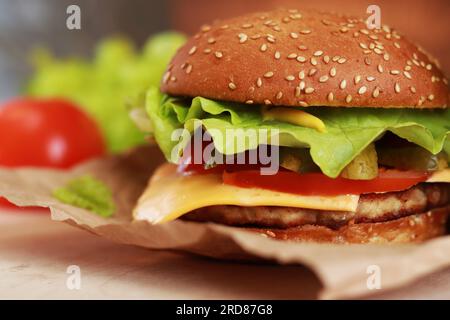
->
0;97;106;209
222;170;430;196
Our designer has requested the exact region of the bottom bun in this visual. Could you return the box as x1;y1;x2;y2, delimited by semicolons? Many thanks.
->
246;206;450;244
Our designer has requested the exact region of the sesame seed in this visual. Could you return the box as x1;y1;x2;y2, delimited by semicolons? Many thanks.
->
412;59;420;66
201;25;211;32
426;64;432;70
264;71;274;78
322;19;331;26
290;32;299;39
372;87;380;98
298;101;308;107
256;77;263;87
207;37;216;44
214;51;223;58
403;71;412;79
360;29;369;35
332;56;340;62
276;91;283;99
250;34;261;40
383;53;390;61
299;81;306;90
359;42;368;49
282;17;290;23
369;43;376;50
300;29;311;34
354;75;361;84
308;68;317;76
287;53;298;59
180;63;186;69
290;13;302;20
323;55;330;64
413;53;419;60
186;64;193;74
264;99;272;105
314;50;324;57
245;100;254;104
405;65;412;71
337;57;347;64
299;71;305;79
444;78;448;85
203;48;212;54
170;76;177;82
319;75;329;83
310;57;318;66
285;75;295;81
238;33;248;43
394;42;401;49
340;27;349;33
367;76;375;81
220;25;229;29
188;46;197;55
377;64;384;73
298;45;308;51
327;92;334;102
295;86;302;97
242;23;253;29
340;79;347;89
260;44;268;52
364;57;371;65
428;94;435;101
394;82;401;93
358;86;367;94
410;86;416;93
345;94;352;103
296;56;307;63
274;51;281;60
330;67;337;77
273;26;281;32
163;71;171;84
390;70;400;75
267;36;276;43
228;82;237;90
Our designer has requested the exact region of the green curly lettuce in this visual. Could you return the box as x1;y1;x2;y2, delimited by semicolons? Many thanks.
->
53;175;115;217
27;32;186;153
134;87;450;178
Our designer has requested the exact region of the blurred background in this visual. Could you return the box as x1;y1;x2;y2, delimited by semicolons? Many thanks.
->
0;0;449;101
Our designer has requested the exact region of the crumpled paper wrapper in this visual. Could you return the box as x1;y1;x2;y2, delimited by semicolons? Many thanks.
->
1;145;450;299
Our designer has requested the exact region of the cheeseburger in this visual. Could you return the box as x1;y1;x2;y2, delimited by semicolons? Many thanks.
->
132;8;450;243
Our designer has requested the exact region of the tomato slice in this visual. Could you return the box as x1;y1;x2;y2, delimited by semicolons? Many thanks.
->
223;169;430;196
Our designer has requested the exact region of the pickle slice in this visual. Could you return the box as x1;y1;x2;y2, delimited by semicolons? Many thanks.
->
340;143;378;180
279;148;319;173
378;146;448;171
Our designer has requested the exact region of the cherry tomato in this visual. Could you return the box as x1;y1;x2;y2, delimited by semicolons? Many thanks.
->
222;169;430;196
0;97;106;208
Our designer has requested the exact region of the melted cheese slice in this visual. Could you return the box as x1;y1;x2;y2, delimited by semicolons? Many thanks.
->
427;168;450;183
134;164;360;224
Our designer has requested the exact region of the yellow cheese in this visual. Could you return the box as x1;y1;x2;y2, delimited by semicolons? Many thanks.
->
427;168;450;183
133;164;360;224
262;106;326;132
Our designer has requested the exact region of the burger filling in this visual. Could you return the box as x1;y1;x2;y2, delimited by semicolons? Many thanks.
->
131;88;450;232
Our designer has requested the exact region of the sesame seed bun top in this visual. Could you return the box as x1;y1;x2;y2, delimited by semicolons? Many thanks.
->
161;8;449;109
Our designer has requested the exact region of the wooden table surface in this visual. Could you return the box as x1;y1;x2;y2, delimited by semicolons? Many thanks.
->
1;209;450;300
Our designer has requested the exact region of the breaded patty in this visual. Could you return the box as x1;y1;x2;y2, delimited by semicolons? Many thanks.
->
184;183;450;229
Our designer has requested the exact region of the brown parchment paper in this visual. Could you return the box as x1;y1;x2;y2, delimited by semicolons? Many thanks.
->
1;145;450;299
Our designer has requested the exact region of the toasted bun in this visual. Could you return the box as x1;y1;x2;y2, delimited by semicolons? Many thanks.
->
162;8;449;109
247;206;449;244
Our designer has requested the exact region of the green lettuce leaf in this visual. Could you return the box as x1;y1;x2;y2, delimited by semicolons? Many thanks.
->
27;33;186;153
139;87;449;178
53;175;115;217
